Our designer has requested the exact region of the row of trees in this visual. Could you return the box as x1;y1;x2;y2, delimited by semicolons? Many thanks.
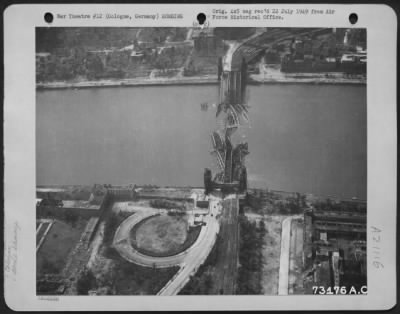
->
36;28;141;53
84;255;179;295
313;199;366;213
237;216;266;294
153;45;191;71
37;52;128;83
149;199;185;211
103;210;132;245
87;204;180;295
36;28;191;83
244;190;306;215
77;268;97;295
179;233;223;295
275;199;303;215
179;271;214;295
36;202;82;228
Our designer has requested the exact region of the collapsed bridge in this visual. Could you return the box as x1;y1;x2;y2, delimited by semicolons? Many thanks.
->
205;52;250;194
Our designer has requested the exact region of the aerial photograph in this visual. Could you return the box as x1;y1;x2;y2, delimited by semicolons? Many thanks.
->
36;27;367;296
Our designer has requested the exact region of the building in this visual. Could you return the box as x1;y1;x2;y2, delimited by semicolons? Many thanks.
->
36;184;108;218
130;50;145;62
190;191;210;209
106;184;136;200
303;200;367;292
188;213;205;228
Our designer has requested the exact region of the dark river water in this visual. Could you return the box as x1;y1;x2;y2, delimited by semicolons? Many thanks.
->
36;84;366;199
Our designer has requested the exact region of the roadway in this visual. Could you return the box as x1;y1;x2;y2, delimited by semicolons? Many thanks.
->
223;30;268;72
113;208;186;268
288;218;304;294
278;215;302;295
223;41;240;72
157;214;220;295
113;201;222;295
36;219;54;252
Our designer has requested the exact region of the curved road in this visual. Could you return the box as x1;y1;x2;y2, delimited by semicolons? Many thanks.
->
158;214;220;295
113;209;219;268
113;201;221;295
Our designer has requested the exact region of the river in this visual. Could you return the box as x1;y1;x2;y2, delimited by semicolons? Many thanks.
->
36;84;366;199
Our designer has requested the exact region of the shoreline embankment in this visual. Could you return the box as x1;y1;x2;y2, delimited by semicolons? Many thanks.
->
36;75;366;90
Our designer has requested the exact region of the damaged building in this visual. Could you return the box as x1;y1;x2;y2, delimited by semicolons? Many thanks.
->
303;199;367;293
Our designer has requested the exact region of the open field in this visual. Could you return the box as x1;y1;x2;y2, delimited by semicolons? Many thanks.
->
130;214;201;257
135;215;187;253
37;220;85;275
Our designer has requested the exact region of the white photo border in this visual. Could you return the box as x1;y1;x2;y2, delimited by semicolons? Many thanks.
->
3;3;397;311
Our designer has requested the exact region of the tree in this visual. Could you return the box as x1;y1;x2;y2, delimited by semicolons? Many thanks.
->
217;57;223;80
204;168;212;195
41;258;59;274
258;219;266;235
77;269;96;295
64;211;79;225
203;273;213;291
104;213;119;244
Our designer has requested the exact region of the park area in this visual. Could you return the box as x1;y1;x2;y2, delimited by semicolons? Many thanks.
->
36;220;86;275
130;214;201;257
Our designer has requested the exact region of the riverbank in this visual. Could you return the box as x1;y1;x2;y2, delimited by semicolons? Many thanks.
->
249;76;366;85
250;65;366;85
36;73;366;90
36;76;219;90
